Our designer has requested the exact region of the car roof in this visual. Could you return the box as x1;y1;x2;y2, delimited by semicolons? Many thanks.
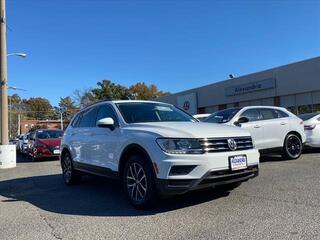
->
80;99;172;112
241;105;286;110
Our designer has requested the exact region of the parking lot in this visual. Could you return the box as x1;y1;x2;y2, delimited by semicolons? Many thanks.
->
0;152;319;240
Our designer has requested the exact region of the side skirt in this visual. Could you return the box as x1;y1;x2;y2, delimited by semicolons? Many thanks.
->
73;161;119;179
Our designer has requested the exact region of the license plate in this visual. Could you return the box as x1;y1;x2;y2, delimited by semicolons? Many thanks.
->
53;149;60;154
229;155;247;171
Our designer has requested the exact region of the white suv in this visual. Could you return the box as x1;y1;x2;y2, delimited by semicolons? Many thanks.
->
205;106;306;159
61;100;259;208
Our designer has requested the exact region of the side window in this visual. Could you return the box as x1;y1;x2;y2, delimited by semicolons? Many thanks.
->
96;105;118;125
275;109;289;118
259;108;278;120
71;113;81;128
240;109;260;122
78;107;98;128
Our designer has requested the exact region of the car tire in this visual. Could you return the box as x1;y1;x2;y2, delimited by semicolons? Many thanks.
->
61;151;81;185
123;154;158;209
282;133;302;160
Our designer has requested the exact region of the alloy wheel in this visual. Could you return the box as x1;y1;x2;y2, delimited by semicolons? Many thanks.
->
126;162;147;203
286;135;302;158
62;154;72;183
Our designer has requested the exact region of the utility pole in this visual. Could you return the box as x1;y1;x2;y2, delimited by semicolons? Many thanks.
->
17;113;20;136
60;110;63;130
0;0;16;169
0;0;8;145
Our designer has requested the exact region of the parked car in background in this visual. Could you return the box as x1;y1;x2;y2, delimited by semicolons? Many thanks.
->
28;129;63;161
299;113;320;148
205;106;306;160
61;100;259;208
19;132;32;154
193;113;211;122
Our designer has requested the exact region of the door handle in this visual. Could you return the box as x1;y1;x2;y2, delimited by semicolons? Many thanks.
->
254;125;260;128
280;122;286;125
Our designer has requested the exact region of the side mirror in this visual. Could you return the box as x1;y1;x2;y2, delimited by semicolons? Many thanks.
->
234;117;249;126
97;117;115;129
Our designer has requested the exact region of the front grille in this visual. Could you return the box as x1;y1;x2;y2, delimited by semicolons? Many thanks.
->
198;136;253;153
48;146;60;153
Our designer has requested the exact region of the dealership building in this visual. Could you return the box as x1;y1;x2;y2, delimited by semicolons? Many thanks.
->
158;57;320;115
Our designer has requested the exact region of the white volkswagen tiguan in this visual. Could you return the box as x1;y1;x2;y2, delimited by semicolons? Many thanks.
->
61;100;259;208
205;106;306;159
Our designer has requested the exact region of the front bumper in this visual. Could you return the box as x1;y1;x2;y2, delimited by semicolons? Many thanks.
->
156;164;259;196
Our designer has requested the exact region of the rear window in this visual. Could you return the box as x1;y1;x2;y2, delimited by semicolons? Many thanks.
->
299;113;319;121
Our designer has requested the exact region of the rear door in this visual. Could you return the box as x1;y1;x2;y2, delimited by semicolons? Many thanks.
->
257;108;287;149
73;107;99;165
237;109;264;149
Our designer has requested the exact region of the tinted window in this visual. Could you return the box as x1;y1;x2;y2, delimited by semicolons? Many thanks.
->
259;108;278;120
36;130;63;139
299;113;319;121
240;109;260;122
96;105;118;125
275;109;289;118
116;102;195;123
71;113;81;127
205;108;240;123
78;107;98;127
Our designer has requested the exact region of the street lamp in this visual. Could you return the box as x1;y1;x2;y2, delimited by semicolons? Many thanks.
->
7;52;27;58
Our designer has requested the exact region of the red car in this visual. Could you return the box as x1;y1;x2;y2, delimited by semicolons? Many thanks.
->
29;129;63;161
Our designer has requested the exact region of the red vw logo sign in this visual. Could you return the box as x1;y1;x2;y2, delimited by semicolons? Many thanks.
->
183;101;190;110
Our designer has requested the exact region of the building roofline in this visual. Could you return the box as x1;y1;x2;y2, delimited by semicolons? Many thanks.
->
160;56;320;97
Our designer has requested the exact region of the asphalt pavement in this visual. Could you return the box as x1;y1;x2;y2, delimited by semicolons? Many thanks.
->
0;151;320;240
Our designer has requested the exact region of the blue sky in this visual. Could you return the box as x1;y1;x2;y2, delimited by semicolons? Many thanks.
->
7;0;320;106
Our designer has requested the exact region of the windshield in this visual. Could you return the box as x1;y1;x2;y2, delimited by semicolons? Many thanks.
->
116;102;196;123
36;130;63;139
298;113;319;121
205;108;240;123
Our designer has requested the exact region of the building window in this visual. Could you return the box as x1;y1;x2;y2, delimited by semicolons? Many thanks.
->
298;105;312;114
287;106;297;114
274;96;280;106
313;104;320;112
198;107;205;114
218;104;227;110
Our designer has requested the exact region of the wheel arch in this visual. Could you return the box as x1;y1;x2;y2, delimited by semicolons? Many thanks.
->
286;131;302;141
118;144;155;179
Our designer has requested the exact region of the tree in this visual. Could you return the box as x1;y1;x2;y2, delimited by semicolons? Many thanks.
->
73;88;96;108
91;80;131;101
59;96;78;120
23;97;53;120
129;82;170;100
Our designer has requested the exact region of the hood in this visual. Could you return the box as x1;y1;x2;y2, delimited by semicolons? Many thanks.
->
38;138;61;146
124;122;251;138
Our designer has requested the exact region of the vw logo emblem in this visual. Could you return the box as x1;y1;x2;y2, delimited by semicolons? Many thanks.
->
183;101;190;110
227;138;237;151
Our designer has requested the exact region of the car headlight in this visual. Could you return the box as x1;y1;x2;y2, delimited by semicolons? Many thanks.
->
156;138;204;154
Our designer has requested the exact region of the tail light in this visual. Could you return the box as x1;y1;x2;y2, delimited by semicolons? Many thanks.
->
304;125;316;130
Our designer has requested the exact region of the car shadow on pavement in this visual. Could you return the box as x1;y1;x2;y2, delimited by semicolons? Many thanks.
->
16;153;59;163
0;173;231;217
260;148;320;162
